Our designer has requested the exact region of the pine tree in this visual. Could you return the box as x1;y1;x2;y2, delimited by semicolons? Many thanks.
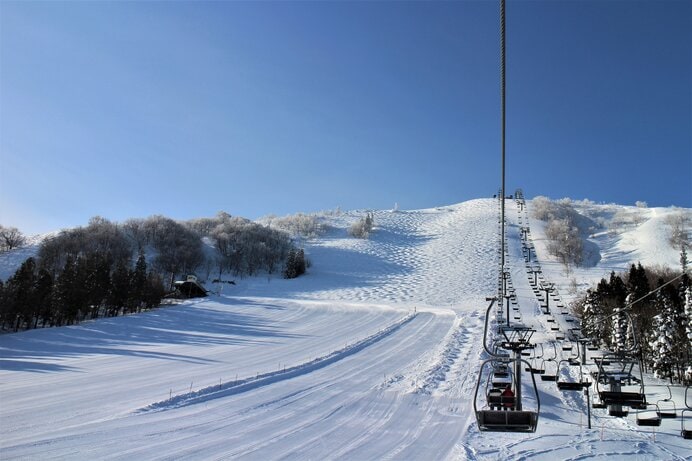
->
108;261;130;316
681;246;688;275
34;269;54;328
53;256;79;325
581;289;602;344
129;252;148;312
686;286;692;348
0;280;5;329
295;249;306;276
283;249;297;279
7;258;37;331
84;253;111;319
649;286;677;382
144;271;165;308
611;305;629;353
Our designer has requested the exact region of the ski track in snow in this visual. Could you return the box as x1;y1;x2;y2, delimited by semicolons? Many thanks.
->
1;198;690;460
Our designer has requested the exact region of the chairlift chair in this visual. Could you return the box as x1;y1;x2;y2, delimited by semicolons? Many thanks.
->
681;386;692;439
555;359;589;391
539;359;558;382
656;385;677;419
636;404;662;427
594;353;647;411
682;409;692;439
592;393;607;409
474;357;540;433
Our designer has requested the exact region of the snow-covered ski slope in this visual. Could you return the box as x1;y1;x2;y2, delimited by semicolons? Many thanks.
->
1;199;690;460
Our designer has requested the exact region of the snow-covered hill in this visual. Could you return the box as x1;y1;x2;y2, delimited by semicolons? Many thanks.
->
1;198;690;460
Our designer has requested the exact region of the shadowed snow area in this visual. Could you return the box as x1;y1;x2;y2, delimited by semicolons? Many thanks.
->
1;199;689;460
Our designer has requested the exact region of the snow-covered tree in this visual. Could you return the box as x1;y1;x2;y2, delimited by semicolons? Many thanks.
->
580;289;602;344
349;212;375;239
686;287;692;347
649;288;677;382
0;225;26;252
611;305;629;353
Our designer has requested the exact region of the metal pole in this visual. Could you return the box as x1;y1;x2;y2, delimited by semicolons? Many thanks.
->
514;350;522;411
581;340;592;429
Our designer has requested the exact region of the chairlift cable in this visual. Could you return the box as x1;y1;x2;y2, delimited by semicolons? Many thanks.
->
623;272;687;311
500;0;507;302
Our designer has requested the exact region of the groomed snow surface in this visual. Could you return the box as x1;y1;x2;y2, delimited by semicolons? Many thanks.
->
1;199;690;460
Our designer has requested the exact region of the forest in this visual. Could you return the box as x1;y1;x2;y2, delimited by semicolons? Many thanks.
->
0;213;310;331
574;256;692;384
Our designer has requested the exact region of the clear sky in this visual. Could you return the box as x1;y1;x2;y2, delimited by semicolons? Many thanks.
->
1;0;690;234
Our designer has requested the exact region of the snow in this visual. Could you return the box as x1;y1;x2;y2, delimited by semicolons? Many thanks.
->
1;198;691;460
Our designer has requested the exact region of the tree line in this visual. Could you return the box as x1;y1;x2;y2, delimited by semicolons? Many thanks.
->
575;254;691;384
1;213;306;332
0;252;165;331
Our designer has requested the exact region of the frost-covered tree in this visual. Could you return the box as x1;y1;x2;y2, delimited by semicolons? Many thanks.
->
580;289;602;344
349;212;375;239
0;225;26;252
283;249;306;279
686;287;692;347
649;287;677;382
611;305;630;353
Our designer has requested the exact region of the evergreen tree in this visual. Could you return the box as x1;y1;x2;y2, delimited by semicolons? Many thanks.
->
686;286;692;348
649;284;677;382
581;289;602;344
627;263;650;301
611;305;629;353
34;269;54;328
108;261;130;316
84;253;111;319
681;246;688;275
283;249;297;279
144;271;165;309
129;252;148;312
6;257;37;331
295;249;306;276
53;256;80;325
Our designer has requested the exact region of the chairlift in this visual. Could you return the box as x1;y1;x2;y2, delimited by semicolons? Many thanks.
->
474;357;540;433
594;353;647;411
656;386;677;419
556;359;589;391
683;410;692;439
529;359;544;375
636;404;662;427
539;359;558;382
592;392;607;409
681;386;692;439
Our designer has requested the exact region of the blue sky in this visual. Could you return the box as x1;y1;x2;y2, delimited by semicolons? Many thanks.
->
1;0;690;234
